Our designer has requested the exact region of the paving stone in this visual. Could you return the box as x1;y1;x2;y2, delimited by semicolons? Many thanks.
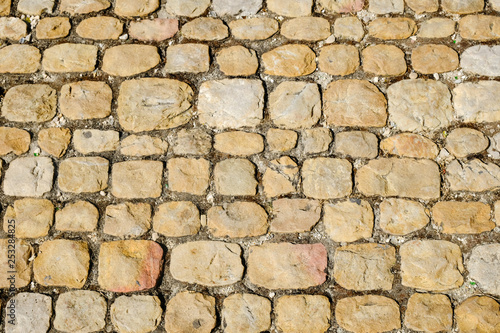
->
222;294;271;333
433;201;493;234
207;202;268;237
229;17;278;40
459;15;500;41
114;0;158;16
442;0;484;14
262;156;298;197
153;201;200;237
111;295;162;333
456;296;500;333
368;0;403;13
4;157;54;197
318;44;359;76
216;46;258;76
3;198;53;238
104;202;151;238
59;0;109;14
0;17;27;40
388;79;453;132
357;158;440;199
302;157;352;199
380;133;439;158
120;135;168;156
17;0;53;15
412;44;459;74
181;17;228;41
404;293;453;332
267;128;297;152
214;158;257;196
76;16;122;39
2;84;56;122
198;79;264;129
468;244;500;296
446;128;488;157
368;18;417;39
275;295;330;333
164;0;210;17
269;81;321;129
170;241;244;286
324;199;373;242
43;43;97;72
102;45;159;76
324;79;387;127
281;17;330;41
111;160;163;198
129;18;177;41
492;0;500;11
0;0;9;15
333;16;364;41
165;43;210;73
418;18;456;38
446;159;500;192
60;81;112;120
98;240;163;292
379;198;429;235
0;127;30;156
334;243;395;290
167;158;210;195
53;291;106;333
489;133;500;159
165;291;216;333
336;295;401;333
172;129;211;155
301;128;332;154
117;78;194;132
0;239;31;288
318;0;364;12
4;293;52;333
38;128;71;158
406;0;438;13
461;45;500;76
267;0;312;16
362;44;407;76
214;131;264;156
262;44;316;77
73;129;119;154
36;17;71;39
55;201;99;232
58;157;109;193
34;240;89;288
213;0;261;16
247;242;327;289
334;131;378;159
454;81;500;123
0;45;40;73
270;198;321;233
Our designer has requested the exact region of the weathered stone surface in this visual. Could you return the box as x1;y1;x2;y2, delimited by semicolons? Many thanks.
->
412;44;459;74
213;0;261;16
34;240;89;288
4;157;54;197
301;128;332;154
460;15;500;41
55;201;99;232
275;295;330;333
76;16;122;39
120;135;168;156
167;158;210;195
181;17;228;40
98;240;163;292
102;45;159;76
114;0;158;16
117;78;193;132
357;158;440;199
60;0;109;14
446;128;488;157
454;81;500;123
302;158;352;199
388;79;453;132
43;43;97;72
492;0;500;11
267;0;312;16
0;45;40;73
229;17;278;40
318;0;364;12
153;201;200;237
335;131;378;159
381;133;439;159
171;129;211;155
379;199;429;235
262;44;316;77
3;198;53;238
214;131;264;156
433;201;494;234
270;198;321;233
222;294;271;333
36;17;71;39
442;0;484;14
217;46;258;76
104;202;151;238
58;157;108;193
38;128;71;158
165;43;209;73
17;0;53;15
362;44;406;76
406;0;438;13
456;296;500;333
263;156;298;196
324;199;373;242
468;244;500;296
488;133;500;159
461;45;500;76
368;18;416;39
2;84;56;122
336;296;401;333
446;159;500;192
281;17;330;41
4;293;52;333
54;291;106;333
129;18;178;41
207;202;268;238
214;159;257;196
318;44;359;76
198;79;264;129
496;201;500;226
0;127;30;156
0;239;31;288
165;292;216;333
111;160;163;198
0;0;9;15
404;293;453;332
0;17;26;40
60;81;112;120
247;243;327;289
170;241;244;286
334;16;364;41
418;18;456;38
73;129;119;154
164;0;210;17
324;79;387;127
111;295;162;333
267;128;297;152
368;0;403;13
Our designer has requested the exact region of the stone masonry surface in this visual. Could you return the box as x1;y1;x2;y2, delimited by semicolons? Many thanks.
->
0;0;499;332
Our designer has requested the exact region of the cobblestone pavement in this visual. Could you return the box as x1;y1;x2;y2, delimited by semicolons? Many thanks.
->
0;0;500;332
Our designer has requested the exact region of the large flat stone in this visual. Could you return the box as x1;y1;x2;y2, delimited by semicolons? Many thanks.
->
453;81;500;123
58;157;108;193
4;157;53;197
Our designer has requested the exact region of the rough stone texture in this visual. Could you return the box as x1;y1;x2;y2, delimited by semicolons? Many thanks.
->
461;45;500;76
334;131;378;159
412;44;459;74
0;239;32;288
460;15;500;41
442;0;484;14
4;157;54;197
102;45;160;76
36;17;71;39
404;293;453;333
58;157;109;193
104;202;151;238
111;160;163;198
380;133;439;159
262;44;316;77
55;201;99;232
164;0;210;17
53;291;106;333
38;127;71;157
468;244;500;296
318;44;359;76
129;18;178;41
418;18;456;38
76;16;122;39
167;158;210;195
446;159;500;192
181;17;228;41
207;202;268;238
454;81;500;123
488;132;500;159
214;131;264;156
222;294;271;333
17;0;54;15
301;128;332;154
111;295;162;333
3;198;53;238
0;0;9;15
0;45;40;73
153;201;200;237
170;241;244;286
165;43;210;73
362;44;407;76
216;46;258;76
4;293;52;333
275;295;330;333
247;243;327;289
334;243;396;291
0;127;30;156
302;157;352;199
336;295;401;333
281;17;330;41
213;0;261;16
267;0;312;16
406;0;438;13
446;128;488;157
324;199;373;242
114;0;158;17
42;43;97;72
60;0;109;14
214;159;257;196
0;17;27;40
368;18;417;39
172;129;211;155
164;291;216;333
267;128;297;152
120;135;168;156
334;16;364;41
60;81;112;120
2;84;56;122
270;198;321;233
379;198;429;235
455;296;500;333
433;201;494;234
73;129;119;154
318;0;364;12
262;156;298;196
229;17;278;40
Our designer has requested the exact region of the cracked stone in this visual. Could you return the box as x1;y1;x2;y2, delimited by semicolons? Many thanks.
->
104;202;151;238
270;198;321;233
380;133;439;159
4;157;54;197
324;199;373;242
446;159;500;192
263;156;298;197
379;198;429;235
38;128;71;158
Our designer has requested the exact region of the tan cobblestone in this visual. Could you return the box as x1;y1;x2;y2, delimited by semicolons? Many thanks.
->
165;43;210;73
333;16;364;41
275;295;330;333
263;156;298;197
60;81;112;120
412;44;459;74
164;291;216;333
460;15;500;41
267;128;297;152
368;0;403;13
38;128;71;158
379;198;429;235
4;157;54;197
129;18;178;41
318;44;359;76
2;84;56;122
318;0;364;13
36;17;70;39
216;46;258;76
442;0;484;14
270;198;321;233
446;159;500;192
281;17;330;41
114;0;158;17
76;16;122;40
181;17;228;41
433;201;494;234
172;129;211;155
213;0;262;16
301;128;332;154
214;131;264;156
120;135;168;156
0;17;26;40
368;18;416;39
58;157;109;193
0;45;40;73
456;296;500;333
43;43;97;73
207;202;268;237
102;45;159;76
3;198;53;238
406;0;438;13
153;201;200;237
164;0;209;17
111;295;162;333
104;202;151;238
55;201;99;232
324;199;373;242
404;293;453;332
302;157;352;199
334;131;378;159
73;129;119;154
214;158;257;196
54;291;106;333
4;293;52;333
167;158;210;195
0;0;10;15
229;17;278;40
418;18;456;38
59;0;109;14
446;128;488;157
262;44;316;77
0;239;31;288
111;160;163;198
362;44;406;76
380;133;438;159
222;294;271;333
17;0;53;15
267;0;312;17
0;127;30;156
